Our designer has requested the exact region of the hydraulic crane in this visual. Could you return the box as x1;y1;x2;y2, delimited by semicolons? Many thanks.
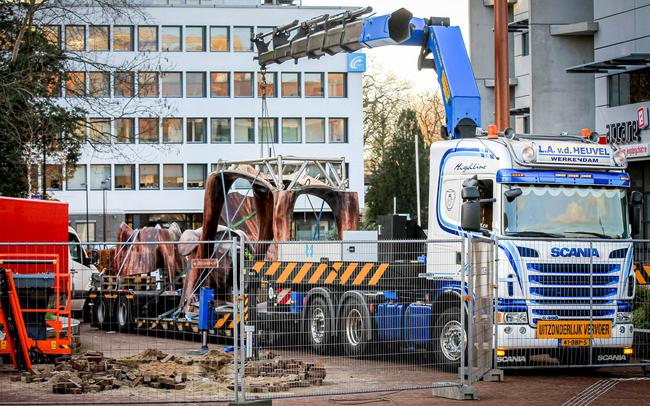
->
254;7;481;139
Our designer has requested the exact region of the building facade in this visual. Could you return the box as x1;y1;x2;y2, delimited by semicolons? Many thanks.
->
469;0;596;134
43;0;364;241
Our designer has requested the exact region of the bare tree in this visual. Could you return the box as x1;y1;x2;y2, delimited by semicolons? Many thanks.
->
411;90;446;145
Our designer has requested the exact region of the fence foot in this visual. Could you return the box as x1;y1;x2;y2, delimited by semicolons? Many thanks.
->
481;369;504;382
642;364;650;378
432;384;478;400
228;400;272;406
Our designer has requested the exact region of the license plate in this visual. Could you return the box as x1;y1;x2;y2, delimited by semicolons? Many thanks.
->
560;338;590;347
537;320;612;339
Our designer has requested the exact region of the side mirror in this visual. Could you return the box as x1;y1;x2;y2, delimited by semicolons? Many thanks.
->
504;188;523;202
630;191;643;236
90;250;100;266
461;185;481;232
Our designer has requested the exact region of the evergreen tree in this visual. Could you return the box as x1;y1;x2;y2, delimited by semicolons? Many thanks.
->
365;108;430;228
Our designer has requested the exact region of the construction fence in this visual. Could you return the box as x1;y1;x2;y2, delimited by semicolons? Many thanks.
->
0;237;648;404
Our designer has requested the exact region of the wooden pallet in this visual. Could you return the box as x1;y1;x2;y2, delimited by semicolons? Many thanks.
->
100;275;157;291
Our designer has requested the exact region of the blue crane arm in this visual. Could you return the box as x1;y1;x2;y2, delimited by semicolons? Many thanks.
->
254;7;481;139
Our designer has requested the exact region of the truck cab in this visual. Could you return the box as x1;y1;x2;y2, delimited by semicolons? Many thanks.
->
427;131;637;366
67;226;99;311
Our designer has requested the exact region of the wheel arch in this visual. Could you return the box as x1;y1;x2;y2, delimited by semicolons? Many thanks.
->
303;287;337;339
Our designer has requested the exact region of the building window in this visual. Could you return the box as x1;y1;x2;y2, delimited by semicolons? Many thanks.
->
114;71;134;98
186;26;205;52
234;72;253;97
88;72;110;97
113;26;133;51
186;72;206;97
211;118;231;143
45;164;63;190
187;164;206;189
281;72;300;97
608;68;650;107
163;164;184;189
210;26;229;51
138;118;159;143
257;72;276;98
305;118;325;143
138;26;158;51
89;118;110;144
161;26;181;52
210;72;230;97
163;118;182;143
71;120;87;141
328;73;347;97
186;118;206;143
282;118;302;143
232;26;252;52
67;165;86;191
42;25;61;48
329;118;348;143
521;31;529;57
65;25;85;50
139;164;159;190
258;118;278;143
138;72;159;97
76;222;96;242
114;164;135;190
161;72;182;97
305;73;324;97
48;74;61;97
88;25;109;51
65;71;85;97
234;118;255;143
90;164;111;190
115;118;135;143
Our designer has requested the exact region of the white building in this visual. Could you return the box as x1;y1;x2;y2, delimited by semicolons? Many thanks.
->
45;0;364;241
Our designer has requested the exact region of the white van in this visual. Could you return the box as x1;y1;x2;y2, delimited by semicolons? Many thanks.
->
68;226;99;311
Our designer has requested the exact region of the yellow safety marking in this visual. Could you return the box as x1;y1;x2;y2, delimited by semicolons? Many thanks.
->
308;263;329;284
353;263;374;286
51;341;57;350
215;313;231;329
292;263;313;284
62;345;69;349
368;263;389;286
339;263;358;284
265;262;281;276
636;265;647;285
325;263;343;284
277;262;297;284
1;341;6;350
253;261;265;273
227;315;241;329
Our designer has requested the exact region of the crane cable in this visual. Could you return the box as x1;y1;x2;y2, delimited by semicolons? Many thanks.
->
259;66;276;158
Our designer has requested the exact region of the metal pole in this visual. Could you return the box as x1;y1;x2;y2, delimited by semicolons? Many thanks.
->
102;180;107;242
84;180;89;244
393;196;397;215
494;0;510;131
414;132;421;226
232;238;239;404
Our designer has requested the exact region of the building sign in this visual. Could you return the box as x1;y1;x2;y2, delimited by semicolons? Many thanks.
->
605;106;649;144
347;53;366;72
619;143;650;159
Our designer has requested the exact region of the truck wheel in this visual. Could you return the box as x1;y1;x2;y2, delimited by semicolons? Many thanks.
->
342;297;370;357
306;297;332;354
116;297;132;332
434;306;467;369
95;298;110;330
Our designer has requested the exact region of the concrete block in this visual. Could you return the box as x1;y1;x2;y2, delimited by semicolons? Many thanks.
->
432;384;478;400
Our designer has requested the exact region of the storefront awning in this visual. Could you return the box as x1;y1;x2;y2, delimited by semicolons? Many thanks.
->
567;53;650;73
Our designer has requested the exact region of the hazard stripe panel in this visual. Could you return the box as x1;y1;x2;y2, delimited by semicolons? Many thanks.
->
249;261;391;286
634;264;650;285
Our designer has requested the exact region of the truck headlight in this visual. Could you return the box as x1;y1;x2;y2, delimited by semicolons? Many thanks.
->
616;311;632;324
613;150;626;167
498;311;528;324
522;146;536;163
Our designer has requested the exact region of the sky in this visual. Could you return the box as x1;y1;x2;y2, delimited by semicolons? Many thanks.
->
301;0;470;92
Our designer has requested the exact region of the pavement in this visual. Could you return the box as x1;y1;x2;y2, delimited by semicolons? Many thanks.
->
0;325;648;405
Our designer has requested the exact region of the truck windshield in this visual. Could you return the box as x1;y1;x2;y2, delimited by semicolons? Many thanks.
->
503;185;628;239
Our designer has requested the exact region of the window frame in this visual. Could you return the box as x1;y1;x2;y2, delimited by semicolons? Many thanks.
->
281;72;301;98
210;26;230;52
328;117;348;143
45;164;64;191
258;117;278;144
115;117;135;144
305;72;324;98
186;117;207;143
161;71;183;98
187;164;207;190
161;25;182;52
138;72;160;98
114;71;135;98
186;72;207;98
137;25;159;52
327;72;348;98
139;164;160;190
234;118;255;144
90;164;112;191
234;72;253;98
88;117;111;144
281;117;302;143
232;26;253;52
305;118;326;143
113;25;134;51
65;25;86;51
65;71;86;97
210;117;231;143
185;26;206;52
88;71;110;98
162;117;183;144
114;164;135;190
88;25;110;51
66;164;87;191
257;71;277;98
210;72;230;98
163;164;184;190
138;117;160;144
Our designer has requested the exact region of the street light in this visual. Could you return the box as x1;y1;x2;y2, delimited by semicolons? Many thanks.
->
101;178;109;242
81;181;89;244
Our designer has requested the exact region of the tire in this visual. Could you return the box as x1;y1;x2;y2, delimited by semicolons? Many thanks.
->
305;297;333;354
341;297;370;357
115;297;132;333
433;306;467;370
94;297;112;331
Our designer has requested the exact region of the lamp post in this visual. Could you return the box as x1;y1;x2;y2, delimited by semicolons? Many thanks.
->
81;181;89;244
101;178;109;242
